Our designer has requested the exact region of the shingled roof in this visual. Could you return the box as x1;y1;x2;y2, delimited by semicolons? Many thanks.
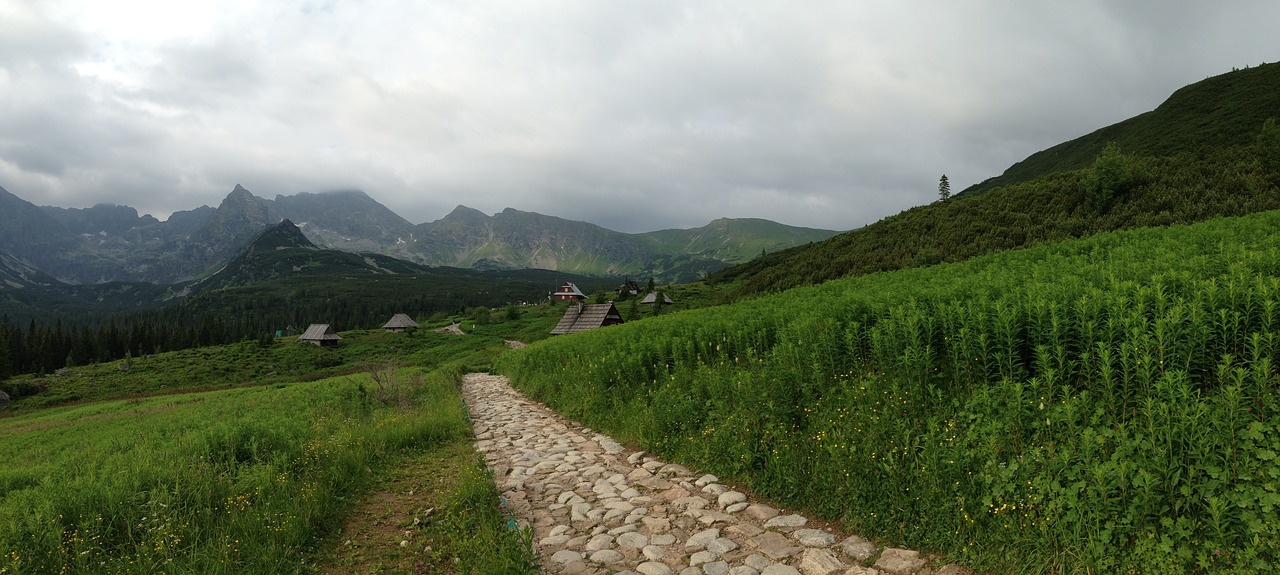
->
381;313;419;332
640;291;673;305
550;303;624;335
298;323;342;346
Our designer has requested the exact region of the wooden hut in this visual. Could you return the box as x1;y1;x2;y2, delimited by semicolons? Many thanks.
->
381;313;419;333
552;282;587;301
298;323;342;347
550;303;624;335
640;291;673;305
616;278;640;298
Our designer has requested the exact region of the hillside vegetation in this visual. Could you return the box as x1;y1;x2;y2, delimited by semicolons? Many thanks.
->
712;63;1280;296
0;221;613;379
499;209;1280;573
0;317;550;574
962;63;1280;195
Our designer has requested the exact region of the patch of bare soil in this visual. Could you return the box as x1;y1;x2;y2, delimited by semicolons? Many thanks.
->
317;441;472;575
435;323;465;336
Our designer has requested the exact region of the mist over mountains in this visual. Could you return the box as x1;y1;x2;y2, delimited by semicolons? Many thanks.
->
0;183;840;286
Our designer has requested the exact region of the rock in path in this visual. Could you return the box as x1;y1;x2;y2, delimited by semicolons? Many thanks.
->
461;373;958;575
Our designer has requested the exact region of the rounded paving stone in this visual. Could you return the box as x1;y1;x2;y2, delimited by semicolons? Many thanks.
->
550;549;583;564
590;549;625;564
763;514;807;529
638;561;674;575
793;528;836;547
704;561;730;575
618;532;649;548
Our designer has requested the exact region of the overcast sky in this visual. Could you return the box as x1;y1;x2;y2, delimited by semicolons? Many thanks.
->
1;1;1276;233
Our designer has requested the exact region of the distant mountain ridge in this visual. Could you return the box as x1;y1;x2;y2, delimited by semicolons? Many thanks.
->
0;184;841;285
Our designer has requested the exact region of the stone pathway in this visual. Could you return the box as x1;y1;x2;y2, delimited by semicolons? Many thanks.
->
462;374;971;575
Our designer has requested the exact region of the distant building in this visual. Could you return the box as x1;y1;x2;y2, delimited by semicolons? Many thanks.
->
640;291;673;305
551;303;624;335
298;323;342;347
381;313;419;333
616;278;640;298
553;282;587;301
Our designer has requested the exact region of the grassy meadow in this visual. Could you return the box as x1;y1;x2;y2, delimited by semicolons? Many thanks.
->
499;209;1280;574
0;312;553;574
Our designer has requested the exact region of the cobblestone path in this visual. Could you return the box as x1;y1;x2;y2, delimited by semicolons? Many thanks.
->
462;373;971;575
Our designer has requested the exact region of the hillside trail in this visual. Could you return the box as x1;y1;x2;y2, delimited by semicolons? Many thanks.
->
462;373;971;575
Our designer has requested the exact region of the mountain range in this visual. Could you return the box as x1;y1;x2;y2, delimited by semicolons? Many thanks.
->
0;183;839;287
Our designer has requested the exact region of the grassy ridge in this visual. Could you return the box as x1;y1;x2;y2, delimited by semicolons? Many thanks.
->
962;62;1280;196
499;209;1280;573
714;144;1279;296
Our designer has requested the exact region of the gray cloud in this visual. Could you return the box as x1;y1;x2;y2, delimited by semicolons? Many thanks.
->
2;0;1277;232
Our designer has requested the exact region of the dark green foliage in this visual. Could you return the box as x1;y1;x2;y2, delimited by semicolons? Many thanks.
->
962;63;1280;196
938;174;951;201
1083;143;1144;211
1258;117;1280;183
500;211;1280;573
0;257;614;377
712;146;1279;296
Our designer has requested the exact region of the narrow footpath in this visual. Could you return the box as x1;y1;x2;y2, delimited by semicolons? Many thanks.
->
462;373;971;575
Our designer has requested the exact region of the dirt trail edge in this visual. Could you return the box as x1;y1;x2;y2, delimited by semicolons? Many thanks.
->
462;373;972;575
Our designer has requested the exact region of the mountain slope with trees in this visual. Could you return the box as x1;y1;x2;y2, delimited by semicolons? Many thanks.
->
0;184;839;285
711;63;1280;295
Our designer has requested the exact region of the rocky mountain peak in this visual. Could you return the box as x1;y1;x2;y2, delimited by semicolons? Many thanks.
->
251;219;316;250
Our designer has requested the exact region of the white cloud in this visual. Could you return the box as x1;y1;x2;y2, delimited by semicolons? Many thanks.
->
1;0;1278;230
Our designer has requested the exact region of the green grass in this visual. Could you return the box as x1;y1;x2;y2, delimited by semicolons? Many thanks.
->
0;368;464;574
499;208;1280;574
0;316;545;574
2;310;570;413
317;432;538;575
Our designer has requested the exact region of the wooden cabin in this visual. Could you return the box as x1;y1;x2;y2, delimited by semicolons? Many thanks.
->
552;282;587;301
381;313;419;333
550;303;624;335
298;323;342;347
616;278;640;298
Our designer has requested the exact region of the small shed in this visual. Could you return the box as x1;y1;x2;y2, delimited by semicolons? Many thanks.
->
640;291;673;305
553;282;587;301
298;323;342;347
551;303;624;335
382;313;419;333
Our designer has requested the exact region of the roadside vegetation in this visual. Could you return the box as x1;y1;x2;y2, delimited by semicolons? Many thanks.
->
500;209;1280;573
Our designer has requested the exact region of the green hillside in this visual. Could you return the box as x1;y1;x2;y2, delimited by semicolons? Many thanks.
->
0;326;541;574
637;217;835;264
500;208;1280;573
963;62;1280;196
710;63;1280;296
